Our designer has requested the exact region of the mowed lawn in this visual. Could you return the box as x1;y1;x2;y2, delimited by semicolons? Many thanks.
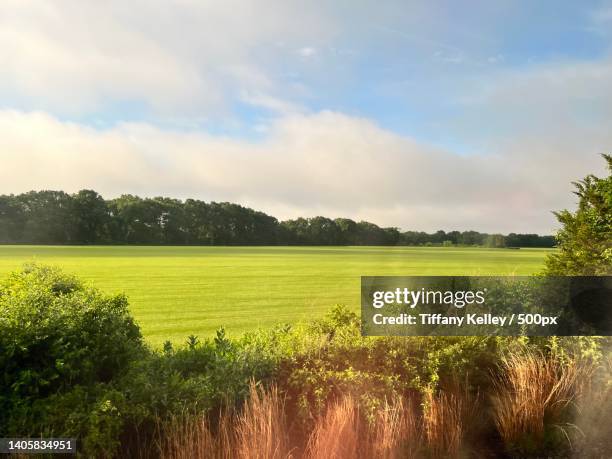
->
0;246;552;346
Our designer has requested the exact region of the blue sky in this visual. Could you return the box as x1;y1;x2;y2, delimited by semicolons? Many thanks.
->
1;1;611;233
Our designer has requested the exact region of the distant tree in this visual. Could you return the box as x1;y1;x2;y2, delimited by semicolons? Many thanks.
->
382;227;401;245
506;233;555;248
431;230;447;244
0;195;24;243
459;230;486;246
0;189;558;247
545;154;612;275
401;230;429;245
307;217;341;245
484;234;506;248
355;221;387;245
155;197;188;244
281;218;310;244
335;218;358;245
109;195;166;244
71;190;111;243
446;231;461;245
19;191;74;243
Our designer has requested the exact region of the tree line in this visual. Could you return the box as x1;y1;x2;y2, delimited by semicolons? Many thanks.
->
0;190;555;247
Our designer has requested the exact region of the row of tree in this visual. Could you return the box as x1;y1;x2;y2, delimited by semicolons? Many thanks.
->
0;190;555;247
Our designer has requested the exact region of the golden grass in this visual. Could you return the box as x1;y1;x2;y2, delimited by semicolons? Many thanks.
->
305;395;425;459
573;353;612;456
305;396;361;459
235;384;289;459
491;349;593;449
159;383;289;459
158;411;233;459
422;386;478;458
370;397;421;459
158;351;603;459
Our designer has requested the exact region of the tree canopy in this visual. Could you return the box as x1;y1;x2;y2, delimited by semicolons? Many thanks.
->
0;190;555;247
545;154;612;275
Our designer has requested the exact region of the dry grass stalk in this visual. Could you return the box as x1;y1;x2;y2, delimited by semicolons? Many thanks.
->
160;382;289;459
492;350;592;448
370;396;421;459
423;389;473;458
306;396;361;459
159;415;218;459
235;383;290;459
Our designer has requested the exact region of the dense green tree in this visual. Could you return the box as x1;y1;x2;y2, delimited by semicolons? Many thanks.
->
0;195;25;243
506;233;555;248
545;154;612;275
458;230;486;246
484;233;506;248
307;217;342;245
355;221;388;245
71;190;111;243
0;189;556;247
154;197;187;244
19;191;74;243
109;195;164;244
335;218;358;244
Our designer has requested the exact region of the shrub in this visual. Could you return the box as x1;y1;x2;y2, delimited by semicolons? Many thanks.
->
545;153;612;275
0;264;144;454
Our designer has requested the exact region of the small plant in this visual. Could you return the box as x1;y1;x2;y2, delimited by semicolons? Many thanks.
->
187;335;200;350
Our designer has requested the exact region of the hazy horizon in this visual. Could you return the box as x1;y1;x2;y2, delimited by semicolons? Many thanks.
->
2;1;611;233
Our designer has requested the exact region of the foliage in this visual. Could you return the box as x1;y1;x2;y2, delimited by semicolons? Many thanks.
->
0;265;284;457
1;266;606;457
0;264;144;456
0;189;555;246
545;154;612;275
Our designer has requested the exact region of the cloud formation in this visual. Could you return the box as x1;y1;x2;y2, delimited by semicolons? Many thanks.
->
1;108;605;234
1;1;610;233
0;0;333;115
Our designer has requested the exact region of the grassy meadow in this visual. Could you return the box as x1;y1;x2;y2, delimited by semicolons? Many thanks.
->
0;245;552;345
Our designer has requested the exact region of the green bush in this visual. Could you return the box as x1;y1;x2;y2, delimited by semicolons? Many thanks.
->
0;264;145;456
545;154;612;275
0;265;280;457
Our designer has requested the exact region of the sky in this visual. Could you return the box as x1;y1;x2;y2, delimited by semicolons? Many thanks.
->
1;0;611;234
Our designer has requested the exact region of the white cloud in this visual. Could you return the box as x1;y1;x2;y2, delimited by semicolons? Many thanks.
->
0;0;335;116
239;91;305;114
0;109;599;234
298;47;317;58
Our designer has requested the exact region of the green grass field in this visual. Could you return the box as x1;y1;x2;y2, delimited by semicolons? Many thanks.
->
0;246;553;346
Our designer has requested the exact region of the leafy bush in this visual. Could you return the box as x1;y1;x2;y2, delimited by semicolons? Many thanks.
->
545;153;612;275
0;265;281;456
0;264;144;456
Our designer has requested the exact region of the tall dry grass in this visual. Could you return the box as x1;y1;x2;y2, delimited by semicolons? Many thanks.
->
369;397;421;459
573;353;612;457
158;410;234;459
491;350;593;450
234;383;290;459
423;387;478;458
159;382;290;459
158;380;484;458
305;396;361;459
305;395;423;459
